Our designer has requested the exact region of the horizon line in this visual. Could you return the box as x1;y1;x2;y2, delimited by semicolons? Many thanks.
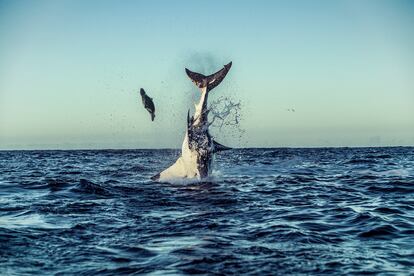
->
1;145;413;152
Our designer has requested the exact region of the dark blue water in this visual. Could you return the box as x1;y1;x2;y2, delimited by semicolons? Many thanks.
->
1;148;413;275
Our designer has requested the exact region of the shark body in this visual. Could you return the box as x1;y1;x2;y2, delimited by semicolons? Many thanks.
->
152;62;232;181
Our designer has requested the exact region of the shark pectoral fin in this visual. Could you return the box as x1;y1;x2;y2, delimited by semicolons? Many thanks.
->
151;173;160;181
153;157;188;181
213;140;232;152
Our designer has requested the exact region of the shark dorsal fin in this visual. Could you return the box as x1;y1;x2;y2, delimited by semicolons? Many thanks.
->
213;140;232;152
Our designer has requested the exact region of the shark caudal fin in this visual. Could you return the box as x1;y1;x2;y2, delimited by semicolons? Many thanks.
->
185;62;232;92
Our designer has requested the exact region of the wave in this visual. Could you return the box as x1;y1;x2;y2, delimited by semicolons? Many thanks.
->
71;179;113;196
1;148;413;275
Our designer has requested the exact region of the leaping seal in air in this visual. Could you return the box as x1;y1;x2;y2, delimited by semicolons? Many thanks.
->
140;88;155;121
152;62;233;181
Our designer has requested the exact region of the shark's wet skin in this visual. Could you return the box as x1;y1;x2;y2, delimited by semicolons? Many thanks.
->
152;62;232;181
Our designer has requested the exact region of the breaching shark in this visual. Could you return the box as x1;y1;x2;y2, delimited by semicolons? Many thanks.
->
151;62;233;181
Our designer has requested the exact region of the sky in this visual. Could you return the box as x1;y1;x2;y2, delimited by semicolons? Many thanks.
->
0;0;413;149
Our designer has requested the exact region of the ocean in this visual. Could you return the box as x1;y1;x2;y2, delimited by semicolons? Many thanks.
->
1;147;413;275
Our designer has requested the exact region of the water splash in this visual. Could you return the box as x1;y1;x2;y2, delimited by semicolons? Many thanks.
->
208;96;245;142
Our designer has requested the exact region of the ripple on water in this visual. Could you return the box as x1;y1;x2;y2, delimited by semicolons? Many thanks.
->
358;224;400;239
0;147;413;275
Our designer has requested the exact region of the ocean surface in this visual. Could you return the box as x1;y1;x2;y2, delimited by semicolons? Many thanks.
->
0;147;413;275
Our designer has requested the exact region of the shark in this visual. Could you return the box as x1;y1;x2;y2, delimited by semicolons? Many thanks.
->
151;62;233;181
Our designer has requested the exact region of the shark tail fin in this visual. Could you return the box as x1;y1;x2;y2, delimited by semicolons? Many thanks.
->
185;62;232;92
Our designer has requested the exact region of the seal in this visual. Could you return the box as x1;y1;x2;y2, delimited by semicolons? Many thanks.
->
140;88;155;121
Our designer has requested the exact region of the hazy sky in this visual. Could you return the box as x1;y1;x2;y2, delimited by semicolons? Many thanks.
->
1;0;413;149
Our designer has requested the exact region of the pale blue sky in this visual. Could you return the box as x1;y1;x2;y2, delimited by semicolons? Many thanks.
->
0;0;413;149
